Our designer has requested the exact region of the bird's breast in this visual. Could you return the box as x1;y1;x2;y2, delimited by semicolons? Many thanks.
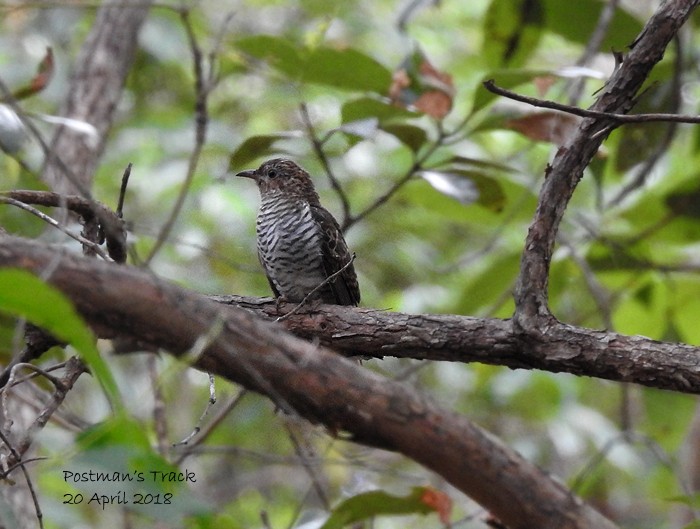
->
256;195;326;300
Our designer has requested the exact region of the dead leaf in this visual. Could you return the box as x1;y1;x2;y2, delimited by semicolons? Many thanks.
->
389;48;454;119
420;487;452;525
506;111;580;145
12;47;54;101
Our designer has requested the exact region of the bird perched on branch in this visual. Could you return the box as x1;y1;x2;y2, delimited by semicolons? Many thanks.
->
237;158;360;306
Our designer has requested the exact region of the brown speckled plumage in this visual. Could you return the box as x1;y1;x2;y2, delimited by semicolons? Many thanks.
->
237;158;360;306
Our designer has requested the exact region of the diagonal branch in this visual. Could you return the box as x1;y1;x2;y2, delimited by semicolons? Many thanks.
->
0;235;617;529
512;0;700;330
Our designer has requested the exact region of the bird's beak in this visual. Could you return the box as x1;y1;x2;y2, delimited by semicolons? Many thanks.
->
236;169;256;179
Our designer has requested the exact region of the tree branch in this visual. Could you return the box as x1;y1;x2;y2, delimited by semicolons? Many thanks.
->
0;190;127;263
209;294;700;395
0;235;617;529
513;0;699;330
484;79;700;124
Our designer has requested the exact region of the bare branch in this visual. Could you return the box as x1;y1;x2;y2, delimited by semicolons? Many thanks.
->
0;196;110;260
484;79;700;125
144;8;209;265
0;190;126;263
300;102;352;226
0;235;618;529
511;0;700;330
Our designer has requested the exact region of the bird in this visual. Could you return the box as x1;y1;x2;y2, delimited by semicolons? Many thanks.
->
236;158;360;307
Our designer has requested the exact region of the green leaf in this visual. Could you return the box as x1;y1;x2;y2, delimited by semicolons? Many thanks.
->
612;274;668;339
236;36;392;93
0;269;122;410
421;169;506;211
341;97;417;124
457;251;521;314
434;154;518;174
302;47;392;92
235;35;304;78
228;132;302;170
320;487;448;529
382;123;428;152
338;118;379;140
340;98;427;151
543;0;642;48
482;0;544;68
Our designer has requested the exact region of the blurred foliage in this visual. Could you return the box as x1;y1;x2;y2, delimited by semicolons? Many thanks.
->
1;0;700;528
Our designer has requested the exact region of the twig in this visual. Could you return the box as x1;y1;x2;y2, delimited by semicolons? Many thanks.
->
567;0;620;105
0;190;127;262
173;388;248;465
144;8;209;265
570;431;692;500
283;421;331;513
148;355;169;456
172;373;216;448
116;162;132;218
0;196;111;260
0;429;44;529
343;120;456;230
483;79;700;124
299;102;352;225
276;255;356;322
608;34;683;207
12;358;87;457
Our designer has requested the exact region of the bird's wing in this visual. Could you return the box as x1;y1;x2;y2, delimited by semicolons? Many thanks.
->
310;204;361;306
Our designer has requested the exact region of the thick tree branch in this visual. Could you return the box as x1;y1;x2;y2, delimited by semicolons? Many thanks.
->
513;0;699;329
0;235;616;529
211;295;700;394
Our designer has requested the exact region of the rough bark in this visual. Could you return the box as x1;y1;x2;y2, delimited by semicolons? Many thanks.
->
211;295;700;394
1;1;698;528
0;235;617;529
514;0;700;330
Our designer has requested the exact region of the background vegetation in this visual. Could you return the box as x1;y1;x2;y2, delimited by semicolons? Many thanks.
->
1;0;700;528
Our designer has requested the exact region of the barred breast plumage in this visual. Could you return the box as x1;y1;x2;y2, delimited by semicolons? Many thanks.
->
237;158;360;306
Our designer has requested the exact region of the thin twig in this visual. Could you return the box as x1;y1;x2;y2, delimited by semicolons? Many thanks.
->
484;79;700;124
344;140;438;230
567;0;620;105
172;373;216;447
173;388;248;465
0;190;127;262
276;255;356;321
0;77;89;199
299;102;352;225
283;422;330;511
148;355;169;456
144;8;209;265
0;196;111;260
608;34;683;207
116;162;132;218
0;429;44;529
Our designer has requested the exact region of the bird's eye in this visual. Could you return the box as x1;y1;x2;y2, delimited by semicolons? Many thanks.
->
267;169;277;178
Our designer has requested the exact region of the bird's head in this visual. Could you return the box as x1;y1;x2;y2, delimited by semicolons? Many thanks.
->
236;158;319;200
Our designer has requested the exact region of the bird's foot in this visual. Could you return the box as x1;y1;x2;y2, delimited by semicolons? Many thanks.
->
274;295;288;313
